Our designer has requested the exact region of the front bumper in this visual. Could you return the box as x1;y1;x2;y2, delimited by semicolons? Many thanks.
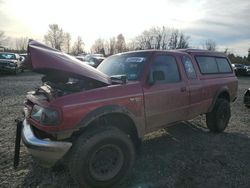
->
0;66;16;72
21;119;72;167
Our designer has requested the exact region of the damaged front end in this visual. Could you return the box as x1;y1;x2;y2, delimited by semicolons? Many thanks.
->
14;40;112;168
26;39;111;88
23;39;112;99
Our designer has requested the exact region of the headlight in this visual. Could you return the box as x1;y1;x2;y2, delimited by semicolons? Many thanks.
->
31;105;59;125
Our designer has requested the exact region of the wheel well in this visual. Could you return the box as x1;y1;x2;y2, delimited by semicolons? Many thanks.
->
77;113;141;149
208;91;230;112
218;91;230;102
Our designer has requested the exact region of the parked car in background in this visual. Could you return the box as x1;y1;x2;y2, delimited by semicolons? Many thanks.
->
232;63;247;76
84;53;104;61
245;65;250;75
85;56;105;68
19;53;28;72
76;55;105;68
19;53;28;59
0;52;22;74
75;56;85;62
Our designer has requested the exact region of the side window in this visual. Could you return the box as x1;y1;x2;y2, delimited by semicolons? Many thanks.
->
196;56;218;74
216;57;232;73
151;55;180;84
182;56;196;79
196;56;233;74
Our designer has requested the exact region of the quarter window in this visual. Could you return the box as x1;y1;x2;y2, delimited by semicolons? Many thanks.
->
196;56;232;74
196;56;218;74
182;56;196;79
216;58;232;73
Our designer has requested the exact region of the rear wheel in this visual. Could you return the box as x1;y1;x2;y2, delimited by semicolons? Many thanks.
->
69;127;135;188
206;98;231;133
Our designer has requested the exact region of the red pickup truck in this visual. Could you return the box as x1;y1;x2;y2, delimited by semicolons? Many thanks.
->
16;40;238;188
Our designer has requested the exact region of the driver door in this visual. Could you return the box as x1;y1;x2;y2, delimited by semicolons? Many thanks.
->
143;54;189;130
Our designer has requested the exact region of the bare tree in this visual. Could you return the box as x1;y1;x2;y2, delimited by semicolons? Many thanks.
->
64;32;71;54
91;38;105;55
143;30;154;49
130;26;189;50
168;30;189;49
104;40;110;56
135;29;154;50
204;39;217;51
160;27;172;49
247;48;250;62
177;33;190;49
15;37;28;51
71;36;85;55
115;34;126;53
103;37;116;56
109;37;116;55
44;24;64;50
147;26;172;49
127;40;138;51
151;27;162;49
168;30;179;49
133;35;145;50
0;31;8;46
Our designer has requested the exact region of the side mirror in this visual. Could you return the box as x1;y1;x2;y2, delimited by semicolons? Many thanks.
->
110;75;127;84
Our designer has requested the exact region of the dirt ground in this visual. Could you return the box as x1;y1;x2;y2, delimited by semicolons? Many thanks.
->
0;71;249;188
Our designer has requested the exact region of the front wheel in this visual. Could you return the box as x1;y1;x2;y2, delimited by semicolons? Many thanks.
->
69;127;135;188
206;98;231;133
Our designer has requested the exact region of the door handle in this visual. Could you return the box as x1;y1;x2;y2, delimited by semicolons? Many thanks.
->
180;87;186;92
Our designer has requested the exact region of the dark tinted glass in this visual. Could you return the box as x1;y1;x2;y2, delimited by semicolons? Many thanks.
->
196;56;218;74
216;58;232;73
151;55;180;83
196;56;232;74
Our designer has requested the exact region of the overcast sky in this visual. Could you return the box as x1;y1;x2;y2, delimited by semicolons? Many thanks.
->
0;0;249;55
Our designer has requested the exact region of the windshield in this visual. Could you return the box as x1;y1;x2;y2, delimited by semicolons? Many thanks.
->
97;52;149;81
0;53;16;60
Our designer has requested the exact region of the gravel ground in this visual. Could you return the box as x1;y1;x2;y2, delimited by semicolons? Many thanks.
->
0;71;249;188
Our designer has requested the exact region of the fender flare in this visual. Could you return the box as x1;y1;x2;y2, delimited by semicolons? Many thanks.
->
208;87;230;112
76;105;144;138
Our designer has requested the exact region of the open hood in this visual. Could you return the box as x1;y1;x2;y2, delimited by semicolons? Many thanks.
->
27;40;111;85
